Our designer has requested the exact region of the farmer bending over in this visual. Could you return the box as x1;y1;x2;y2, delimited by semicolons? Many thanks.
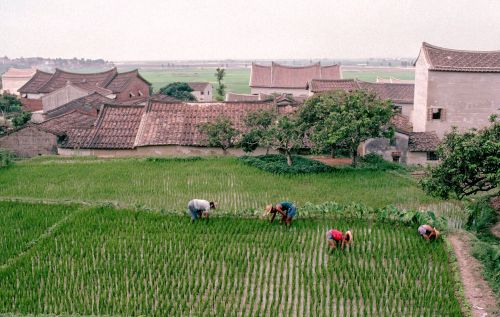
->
188;199;215;223
327;229;353;251
265;201;297;226
418;224;439;241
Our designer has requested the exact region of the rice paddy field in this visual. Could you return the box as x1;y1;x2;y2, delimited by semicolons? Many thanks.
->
0;156;469;316
0;202;463;316
0;156;437;211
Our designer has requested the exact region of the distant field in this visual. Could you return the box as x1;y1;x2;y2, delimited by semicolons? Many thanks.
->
136;67;415;95
137;68;251;94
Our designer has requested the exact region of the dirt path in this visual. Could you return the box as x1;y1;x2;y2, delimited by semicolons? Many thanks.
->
448;232;499;317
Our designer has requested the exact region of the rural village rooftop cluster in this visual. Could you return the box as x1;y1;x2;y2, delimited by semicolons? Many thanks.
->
0;42;499;165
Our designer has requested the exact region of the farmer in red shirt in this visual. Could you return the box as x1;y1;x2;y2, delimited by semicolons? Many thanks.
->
326;229;353;251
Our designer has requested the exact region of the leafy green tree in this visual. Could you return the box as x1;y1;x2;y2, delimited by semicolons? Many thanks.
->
12;111;31;128
298;90;394;166
241;109;276;154
421;117;499;199
0;93;22;119
158;82;195;101
269;115;303;166
198;116;240;154
214;68;226;101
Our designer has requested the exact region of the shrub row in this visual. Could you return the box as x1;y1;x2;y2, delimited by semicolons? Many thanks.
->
239;154;334;174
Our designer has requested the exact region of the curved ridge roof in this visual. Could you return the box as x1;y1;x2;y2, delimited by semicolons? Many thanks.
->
421;42;500;72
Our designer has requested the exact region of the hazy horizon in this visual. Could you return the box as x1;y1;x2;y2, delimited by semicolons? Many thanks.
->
1;0;500;61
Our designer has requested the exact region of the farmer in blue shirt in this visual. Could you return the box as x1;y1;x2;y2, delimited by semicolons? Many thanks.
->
265;201;297;226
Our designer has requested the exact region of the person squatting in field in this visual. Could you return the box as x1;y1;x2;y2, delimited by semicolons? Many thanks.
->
188;199;215;223
326;229;353;251
265;201;297;226
418;224;440;241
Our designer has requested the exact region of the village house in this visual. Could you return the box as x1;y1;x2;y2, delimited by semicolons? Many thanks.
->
58;100;280;157
1;68;36;95
0;109;96;157
187;82;213;101
18;67;151;105
225;92;272;102
413;42;500;138
307;78;435;164
250;62;341;97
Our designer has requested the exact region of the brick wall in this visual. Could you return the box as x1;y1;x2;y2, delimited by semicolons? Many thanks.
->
115;78;150;102
0;126;58;157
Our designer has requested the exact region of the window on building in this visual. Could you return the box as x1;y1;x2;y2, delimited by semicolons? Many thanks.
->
207;91;210;95
138;90;143;96
393;105;402;114
427;152;439;161
391;152;401;163
200;91;204;95
129;92;135;98
432;108;442;120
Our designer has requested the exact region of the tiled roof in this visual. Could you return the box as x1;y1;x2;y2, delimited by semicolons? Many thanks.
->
2;68;36;78
308;79;359;93
225;93;272;102
18;68;151;95
63;105;144;149
37;109;97;135
73;82;113;96
357;82;414;104
37;68;117;93
150;93;181;103
18;70;53;93
105;69;151;93
309;79;414;104
390;114;413;134
135;101;275;147
408;132;440;152
421;42;500;72
187;82;211;91
20;97;43;112
44;93;112;119
250;62;340;89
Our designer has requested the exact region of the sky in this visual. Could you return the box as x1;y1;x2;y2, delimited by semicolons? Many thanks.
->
1;0;500;61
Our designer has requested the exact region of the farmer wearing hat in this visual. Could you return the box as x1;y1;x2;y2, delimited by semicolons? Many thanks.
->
418;224;440;241
188;199;215;222
326;229;353;251
265;201;297;226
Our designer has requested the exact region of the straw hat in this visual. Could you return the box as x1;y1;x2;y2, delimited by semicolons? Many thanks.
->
345;230;353;244
434;229;440;239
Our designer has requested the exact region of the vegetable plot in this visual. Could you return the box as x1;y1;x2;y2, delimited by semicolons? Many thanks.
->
0;206;462;316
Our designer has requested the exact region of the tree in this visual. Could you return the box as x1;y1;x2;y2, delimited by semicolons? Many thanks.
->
198;116;239;154
0;93;22;119
158;82;196;101
298;90;394;166
421;117;499;199
241;110;276;154
269;115;303;166
214;68;226;101
12;111;31;128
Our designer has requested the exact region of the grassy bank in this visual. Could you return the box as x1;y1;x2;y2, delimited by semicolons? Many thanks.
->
0;156;436;211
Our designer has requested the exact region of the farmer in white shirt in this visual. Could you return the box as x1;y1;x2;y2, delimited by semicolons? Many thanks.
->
188;199;215;222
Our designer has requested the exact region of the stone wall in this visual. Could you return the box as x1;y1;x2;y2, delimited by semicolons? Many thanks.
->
59;145;277;158
362;132;409;164
413;50;429;133
0;126;57;157
425;71;500;138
